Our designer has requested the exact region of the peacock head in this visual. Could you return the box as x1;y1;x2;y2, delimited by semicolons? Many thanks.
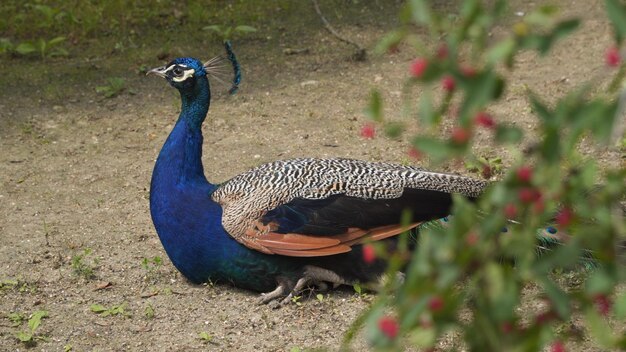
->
147;57;208;91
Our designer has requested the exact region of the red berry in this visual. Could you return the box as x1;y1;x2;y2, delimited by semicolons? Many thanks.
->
465;232;478;246
437;44;449;59
360;123;375;139
535;310;556;325
362;244;376;264
474;112;495;128
535;311;554;325
518;187;540;203
410;58;429;78
441;75;456;92
593;294;611;317
461;65;477;77
378;316;399;339
551;341;565;352
555;207;573;227
500;321;514;334
606;46;621;67
408;147;422;160
428;296;444;312
516;166;533;183
451;127;470;144
504;203;517;218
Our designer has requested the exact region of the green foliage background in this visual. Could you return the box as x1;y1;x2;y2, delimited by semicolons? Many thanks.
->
350;0;626;350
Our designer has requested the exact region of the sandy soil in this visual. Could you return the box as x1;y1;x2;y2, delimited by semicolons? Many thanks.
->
0;1;622;351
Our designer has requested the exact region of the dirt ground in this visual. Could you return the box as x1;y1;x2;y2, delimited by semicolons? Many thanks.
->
0;0;623;351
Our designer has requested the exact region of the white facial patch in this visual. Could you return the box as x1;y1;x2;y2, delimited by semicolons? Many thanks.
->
161;64;195;83
172;68;195;82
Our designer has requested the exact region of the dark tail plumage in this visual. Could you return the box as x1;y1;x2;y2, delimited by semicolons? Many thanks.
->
418;216;601;270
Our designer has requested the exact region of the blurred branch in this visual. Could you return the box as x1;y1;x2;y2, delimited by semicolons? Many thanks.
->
311;0;367;61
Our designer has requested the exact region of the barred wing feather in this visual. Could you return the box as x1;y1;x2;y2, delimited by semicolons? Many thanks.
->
211;158;488;257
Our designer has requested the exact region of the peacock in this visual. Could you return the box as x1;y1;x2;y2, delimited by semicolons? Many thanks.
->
145;43;562;305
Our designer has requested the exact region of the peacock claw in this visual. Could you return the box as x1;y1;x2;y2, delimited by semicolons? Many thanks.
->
280;276;313;305
259;265;350;307
258;282;287;305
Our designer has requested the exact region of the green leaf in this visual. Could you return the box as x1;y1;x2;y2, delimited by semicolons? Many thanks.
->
374;30;406;54
533;240;581;273
520;19;580;55
15;42;36;55
541;127;560;162
384;122;404;138
90;303;107;313
48;36;66;46
590;100;619;143
529;93;552;124
0;38;13;53
539;19;580;55
552;19;581;42
486;38;516;66
525;5;559;27
28;310;48;332
585;308;618;347
353;283;362;295
198;331;212;341
408;0;432;25
460;71;505;117
605;0;626;44
365;89;383;122
418;90;438;126
203;25;222;32
493;0;508;17
223;27;233;39
51;48;69;57
34;5;54;20
35;38;46;51
494;124;523;143
95;87;114;98
407;325;436;347
16;331;32;342
540;278;570;318
234;25;257;33
586;269;616;295
8;312;24;326
412;136;452;162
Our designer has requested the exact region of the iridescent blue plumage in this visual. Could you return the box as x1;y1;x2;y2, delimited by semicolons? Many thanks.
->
145;49;441;301
147;56;300;292
146;45;587;305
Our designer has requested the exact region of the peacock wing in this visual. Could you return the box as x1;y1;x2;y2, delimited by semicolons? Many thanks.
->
211;158;488;257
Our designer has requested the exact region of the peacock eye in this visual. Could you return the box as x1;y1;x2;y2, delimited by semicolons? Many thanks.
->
172;66;183;76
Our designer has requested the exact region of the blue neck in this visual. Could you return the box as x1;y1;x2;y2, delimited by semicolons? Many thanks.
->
162;76;212;185
179;76;211;131
150;75;223;282
149;73;304;289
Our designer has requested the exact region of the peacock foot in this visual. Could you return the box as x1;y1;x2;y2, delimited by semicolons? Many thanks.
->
258;265;350;308
258;281;289;307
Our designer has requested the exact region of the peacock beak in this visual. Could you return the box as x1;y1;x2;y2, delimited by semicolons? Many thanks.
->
146;66;168;78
